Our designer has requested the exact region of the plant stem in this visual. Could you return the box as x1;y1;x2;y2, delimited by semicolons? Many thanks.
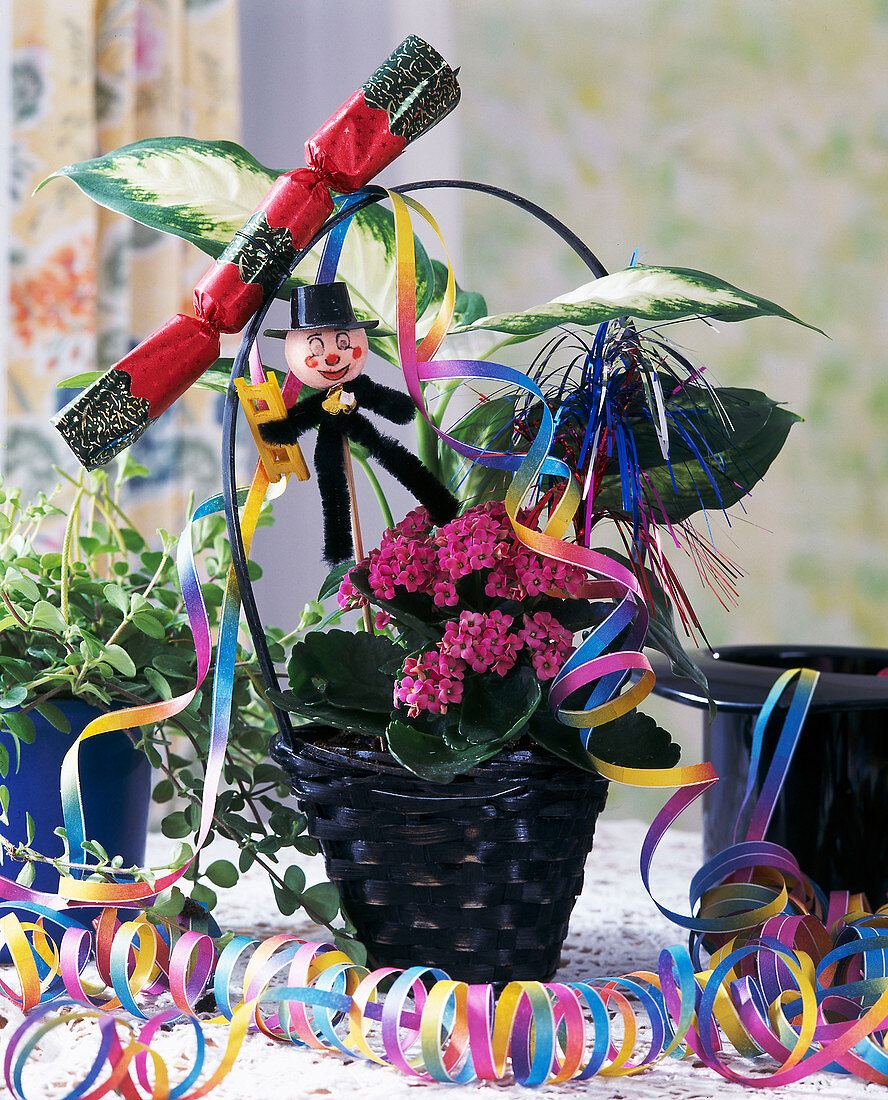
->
152;757;340;938
55;468;132;555
414;402;441;481
1;591;73;653
103;544;172;650
349;446;394;530
478;335;518;361
60;483;86;624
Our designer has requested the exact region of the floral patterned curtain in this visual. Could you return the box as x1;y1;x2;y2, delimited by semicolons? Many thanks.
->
6;0;240;525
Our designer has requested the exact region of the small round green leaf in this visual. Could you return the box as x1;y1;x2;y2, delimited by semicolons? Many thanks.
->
0;686;28;710
103;584;129;614
30;601;66;633
283;865;306;896
102;644;137;678
205;859;238;889
161;811;191;839
132;612;165;638
189;883;217;912
300;882;340;924
151;779;175;803
33;702;72;733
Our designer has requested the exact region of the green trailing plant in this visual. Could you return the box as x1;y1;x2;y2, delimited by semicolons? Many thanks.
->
0;456;364;960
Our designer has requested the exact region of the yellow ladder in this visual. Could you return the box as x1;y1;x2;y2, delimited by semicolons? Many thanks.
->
234;373;310;483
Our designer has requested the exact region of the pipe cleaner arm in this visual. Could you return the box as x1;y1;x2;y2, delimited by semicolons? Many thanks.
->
353;375;417;424
346;413;458;527
259;391;326;445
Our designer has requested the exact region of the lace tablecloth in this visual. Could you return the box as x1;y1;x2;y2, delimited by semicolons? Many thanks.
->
0;819;870;1098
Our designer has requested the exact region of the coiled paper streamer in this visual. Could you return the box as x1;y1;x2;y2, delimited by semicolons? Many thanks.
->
385;187;715;793
7;668;888;1094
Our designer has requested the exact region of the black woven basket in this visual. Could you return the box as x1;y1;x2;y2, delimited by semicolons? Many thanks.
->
272;729;608;984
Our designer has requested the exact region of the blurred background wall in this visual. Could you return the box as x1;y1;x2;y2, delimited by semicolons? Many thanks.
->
4;1;888;813
238;0;888;660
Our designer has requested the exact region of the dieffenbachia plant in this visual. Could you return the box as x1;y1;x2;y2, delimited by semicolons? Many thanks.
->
43;137;818;375
41;138;486;379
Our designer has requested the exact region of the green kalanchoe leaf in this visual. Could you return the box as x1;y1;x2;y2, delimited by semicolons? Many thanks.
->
318;560;354;603
529;699;680;775
450;264;824;341
265;692;390;740
285;629;403;712
458;665;541;746
347;566;445;643
527;708;601;774
385;716;519;783
585;711;681;771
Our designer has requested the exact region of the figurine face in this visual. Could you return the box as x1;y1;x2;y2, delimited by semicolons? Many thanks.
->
284;327;368;390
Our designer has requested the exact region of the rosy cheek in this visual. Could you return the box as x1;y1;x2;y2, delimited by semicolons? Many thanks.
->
305;356;319;369
352;346;363;360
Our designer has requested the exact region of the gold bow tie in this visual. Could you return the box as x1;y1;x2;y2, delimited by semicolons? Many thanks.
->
322;385;357;415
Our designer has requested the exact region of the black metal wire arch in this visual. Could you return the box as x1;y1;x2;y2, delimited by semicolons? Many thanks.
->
220;180;610;749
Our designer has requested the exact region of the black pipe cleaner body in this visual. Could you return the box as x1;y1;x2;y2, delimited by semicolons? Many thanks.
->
260;374;458;564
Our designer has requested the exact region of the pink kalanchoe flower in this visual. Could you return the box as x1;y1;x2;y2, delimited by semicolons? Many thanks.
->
551;559;587;596
337;576;367;610
492;631;524;676
440;609;523;676
436;649;467;677
521;610;566;650
532;647;565;680
484;565;524;601
520;609;575;680
435;676;463;707
432;578;459;607
393;506;432;539
440;612;485;660
375;610;391;630
394;648;467;717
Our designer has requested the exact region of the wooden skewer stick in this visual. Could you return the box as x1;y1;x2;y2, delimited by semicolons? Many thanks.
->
342;436;373;633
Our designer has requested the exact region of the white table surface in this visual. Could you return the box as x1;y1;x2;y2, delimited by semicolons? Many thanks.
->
0;819;875;1098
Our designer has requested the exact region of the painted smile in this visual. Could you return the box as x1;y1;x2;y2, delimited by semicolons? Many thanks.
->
319;365;349;381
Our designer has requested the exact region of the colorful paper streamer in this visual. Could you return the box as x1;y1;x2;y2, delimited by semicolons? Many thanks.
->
8;668;888;1093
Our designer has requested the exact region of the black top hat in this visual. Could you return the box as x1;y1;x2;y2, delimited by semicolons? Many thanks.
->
264;281;378;339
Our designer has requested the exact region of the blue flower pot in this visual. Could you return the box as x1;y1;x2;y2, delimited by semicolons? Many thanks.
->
1;698;151;897
651;646;888;904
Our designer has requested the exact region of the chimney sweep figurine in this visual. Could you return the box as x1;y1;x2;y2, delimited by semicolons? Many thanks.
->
260;282;459;565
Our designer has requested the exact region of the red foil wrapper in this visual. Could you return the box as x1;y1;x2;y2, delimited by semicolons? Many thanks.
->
305;91;406;192
55;34;460;468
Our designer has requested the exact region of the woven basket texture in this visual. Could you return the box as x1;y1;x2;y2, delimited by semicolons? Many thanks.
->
272;730;609;983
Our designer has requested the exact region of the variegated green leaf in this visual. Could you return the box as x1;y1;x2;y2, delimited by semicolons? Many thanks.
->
40;137;436;336
39;138;277;253
450;264;824;339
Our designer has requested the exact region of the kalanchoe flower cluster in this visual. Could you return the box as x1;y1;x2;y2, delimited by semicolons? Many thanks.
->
395;650;465;718
338;501;587;717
